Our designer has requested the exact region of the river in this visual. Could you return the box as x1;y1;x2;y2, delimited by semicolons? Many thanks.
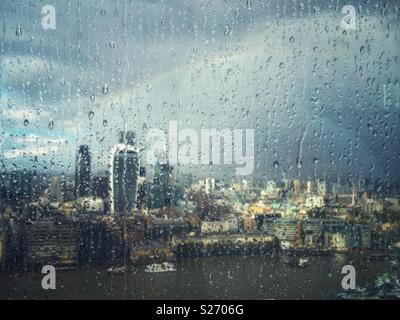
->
0;254;395;300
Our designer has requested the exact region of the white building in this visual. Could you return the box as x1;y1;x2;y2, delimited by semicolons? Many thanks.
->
77;197;104;213
305;195;325;208
205;178;215;194
47;176;65;202
266;180;276;192
361;198;384;214
325;232;348;251
227;215;239;232
317;179;327;197
201;220;230;234
306;180;314;194
109;131;140;214
262;180;279;198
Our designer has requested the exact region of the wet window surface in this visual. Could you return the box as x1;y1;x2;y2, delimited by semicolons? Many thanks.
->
0;0;400;300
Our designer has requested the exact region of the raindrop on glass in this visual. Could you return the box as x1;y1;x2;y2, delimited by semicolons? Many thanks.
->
296;158;302;169
16;25;22;37
247;0;252;10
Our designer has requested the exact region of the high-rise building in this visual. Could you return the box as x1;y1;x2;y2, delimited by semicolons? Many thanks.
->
205;178;215;194
109;131;140;214
292;179;301;195
266;180;277;192
47;175;66;202
9;170;33;203
0;172;7;210
317;179;327;197
75;145;91;197
332;177;342;195
92;175;110;199
137;167;148;211
151;161;174;208
179;173;193;190
306;179;314;194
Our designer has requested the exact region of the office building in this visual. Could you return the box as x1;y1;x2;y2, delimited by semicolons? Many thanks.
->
109;131;140;214
75;145;91;197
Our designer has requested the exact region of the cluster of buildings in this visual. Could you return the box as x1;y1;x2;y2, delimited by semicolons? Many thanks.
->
0;130;181;269
182;175;400;256
1;131;400;270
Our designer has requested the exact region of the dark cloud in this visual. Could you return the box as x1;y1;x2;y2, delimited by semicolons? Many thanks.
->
0;0;399;181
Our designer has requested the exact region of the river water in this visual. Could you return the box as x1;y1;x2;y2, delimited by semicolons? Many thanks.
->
0;254;395;300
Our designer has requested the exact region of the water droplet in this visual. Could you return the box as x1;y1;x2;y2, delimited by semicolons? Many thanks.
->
16;26;22;37
224;26;230;37
289;36;295;43
90;93;95;102
102;84;109;95
147;104;152;111
23;119;29;126
313;158;319;164
247;0;252;10
296;158;302;169
103;119;108;127
273;161;279;168
88;111;94;120
48;120;54;130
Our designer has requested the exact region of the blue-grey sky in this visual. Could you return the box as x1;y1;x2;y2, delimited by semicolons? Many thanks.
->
1;0;399;181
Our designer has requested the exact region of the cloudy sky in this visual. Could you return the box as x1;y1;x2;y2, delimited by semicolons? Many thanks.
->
1;0;399;181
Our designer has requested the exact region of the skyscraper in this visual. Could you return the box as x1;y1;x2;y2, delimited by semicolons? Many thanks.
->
9;170;33;203
75;145;91;197
292;179;301;196
306;179;314;194
317;179;327;197
137;167;148;211
151;161;174;209
109;131;140;214
47;175;66;203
